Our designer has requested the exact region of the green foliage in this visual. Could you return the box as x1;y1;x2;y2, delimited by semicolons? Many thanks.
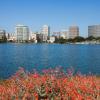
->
54;37;67;44
54;36;85;43
73;36;85;42
0;36;7;43
86;36;95;41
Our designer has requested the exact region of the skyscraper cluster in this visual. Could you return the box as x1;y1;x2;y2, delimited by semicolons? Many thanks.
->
14;25;79;43
0;24;100;43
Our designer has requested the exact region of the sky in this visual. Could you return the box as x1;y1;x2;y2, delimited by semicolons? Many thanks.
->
0;0;100;37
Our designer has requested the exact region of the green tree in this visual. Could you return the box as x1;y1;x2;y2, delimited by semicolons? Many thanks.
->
73;36;85;42
54;37;67;44
86;36;95;41
0;35;7;43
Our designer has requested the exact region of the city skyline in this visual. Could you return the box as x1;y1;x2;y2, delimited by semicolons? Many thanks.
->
0;0;100;37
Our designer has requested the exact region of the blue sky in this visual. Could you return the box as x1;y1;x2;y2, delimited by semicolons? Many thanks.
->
0;0;100;37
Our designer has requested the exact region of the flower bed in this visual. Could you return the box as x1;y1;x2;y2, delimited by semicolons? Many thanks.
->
0;67;100;100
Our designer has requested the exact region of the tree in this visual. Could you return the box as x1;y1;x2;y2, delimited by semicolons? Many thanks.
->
95;37;100;40
0;35;7;43
54;37;67;44
73;36;85;42
86;36;95;41
67;38;73;43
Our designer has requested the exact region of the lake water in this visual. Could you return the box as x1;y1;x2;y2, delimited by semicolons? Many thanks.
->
0;43;100;78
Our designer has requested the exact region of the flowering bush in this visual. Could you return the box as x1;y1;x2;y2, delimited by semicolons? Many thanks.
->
0;67;100;100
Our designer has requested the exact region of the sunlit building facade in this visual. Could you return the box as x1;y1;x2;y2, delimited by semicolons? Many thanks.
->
88;25;100;37
69;26;79;39
15;25;29;42
60;30;68;39
41;25;50;42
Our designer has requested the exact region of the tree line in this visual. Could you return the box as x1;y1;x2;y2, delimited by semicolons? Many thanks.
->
54;36;100;44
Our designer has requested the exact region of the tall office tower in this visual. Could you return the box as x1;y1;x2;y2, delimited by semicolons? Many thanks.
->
88;25;100;37
0;29;6;41
69;26;79;39
15;25;29;42
41;25;50;41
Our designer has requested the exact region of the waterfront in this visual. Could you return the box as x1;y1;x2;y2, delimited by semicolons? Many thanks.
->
0;43;100;78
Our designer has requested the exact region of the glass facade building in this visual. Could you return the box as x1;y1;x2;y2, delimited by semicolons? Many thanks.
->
88;25;100;37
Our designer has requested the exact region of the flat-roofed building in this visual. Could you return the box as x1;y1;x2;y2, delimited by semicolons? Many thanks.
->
52;32;61;38
60;29;68;39
41;25;50;41
15;25;29;42
88;25;100;37
69;26;79;39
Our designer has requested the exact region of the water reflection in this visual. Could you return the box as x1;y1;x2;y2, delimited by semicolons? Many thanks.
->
0;43;100;78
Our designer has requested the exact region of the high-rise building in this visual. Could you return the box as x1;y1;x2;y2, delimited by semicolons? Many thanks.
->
15;25;29;42
68;26;79;39
41;25;50;41
88;25;100;37
41;25;50;36
0;29;6;41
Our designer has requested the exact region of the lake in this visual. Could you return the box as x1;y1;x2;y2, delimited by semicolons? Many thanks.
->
0;43;100;78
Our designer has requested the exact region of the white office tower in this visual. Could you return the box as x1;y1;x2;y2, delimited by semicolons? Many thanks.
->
41;25;50;42
15;25;29;42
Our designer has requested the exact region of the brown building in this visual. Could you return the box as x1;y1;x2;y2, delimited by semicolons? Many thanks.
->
69;26;79;39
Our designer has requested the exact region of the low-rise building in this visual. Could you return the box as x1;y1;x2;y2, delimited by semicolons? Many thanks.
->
52;32;61;38
30;32;37;40
47;36;55;43
7;33;16;42
60;30;68;39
